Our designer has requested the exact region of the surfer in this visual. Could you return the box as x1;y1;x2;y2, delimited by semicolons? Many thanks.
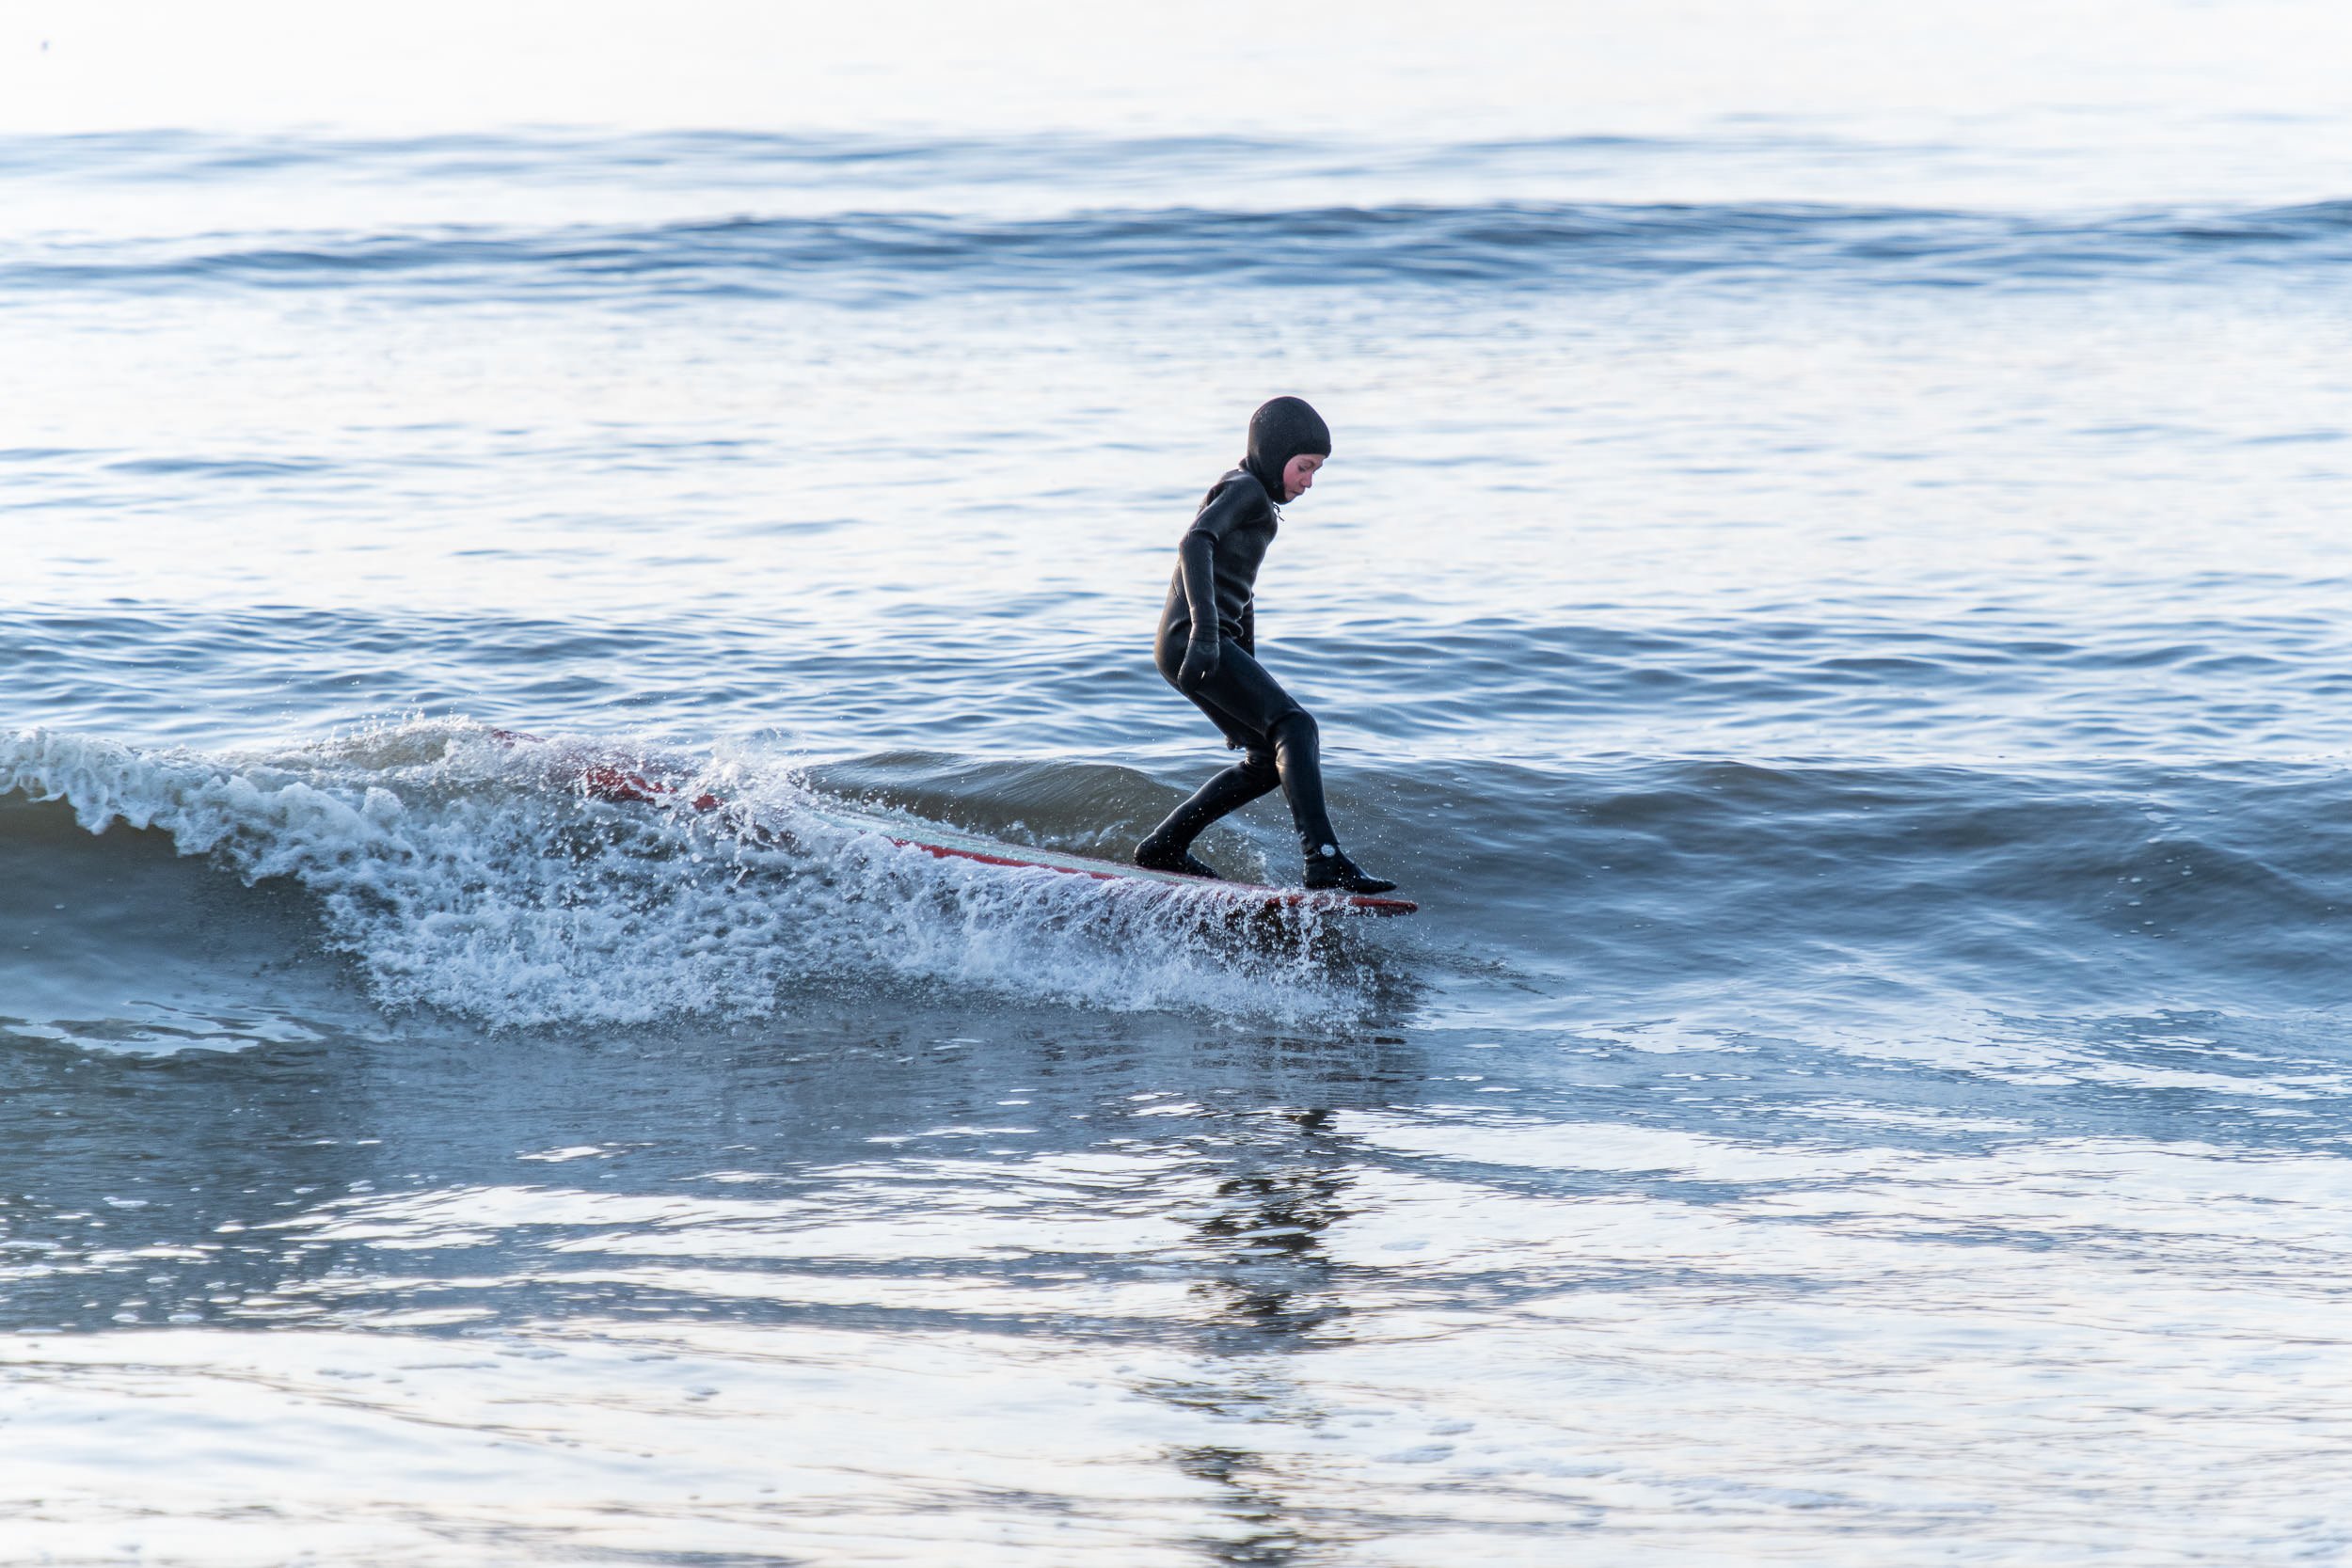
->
1136;396;1399;895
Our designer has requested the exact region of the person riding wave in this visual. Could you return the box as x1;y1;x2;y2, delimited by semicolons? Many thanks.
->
1135;396;1398;895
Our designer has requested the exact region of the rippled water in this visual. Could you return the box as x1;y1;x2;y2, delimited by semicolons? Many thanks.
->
8;8;2352;1562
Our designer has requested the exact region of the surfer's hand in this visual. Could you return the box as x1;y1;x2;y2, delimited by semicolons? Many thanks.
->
1178;635;1221;689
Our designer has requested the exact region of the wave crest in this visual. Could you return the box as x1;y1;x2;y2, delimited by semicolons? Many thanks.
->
2;722;1373;1029
14;199;2352;303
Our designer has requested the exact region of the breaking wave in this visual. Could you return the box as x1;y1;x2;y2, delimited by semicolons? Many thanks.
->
0;721;1380;1031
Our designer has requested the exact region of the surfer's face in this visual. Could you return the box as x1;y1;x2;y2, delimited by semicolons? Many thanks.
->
1281;452;1325;501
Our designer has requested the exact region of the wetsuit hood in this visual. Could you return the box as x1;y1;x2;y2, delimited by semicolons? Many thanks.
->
1242;396;1331;503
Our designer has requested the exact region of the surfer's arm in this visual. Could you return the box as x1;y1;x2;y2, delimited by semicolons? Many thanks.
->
1177;531;1220;643
1175;478;1257;686
1175;531;1221;686
1179;480;1254;639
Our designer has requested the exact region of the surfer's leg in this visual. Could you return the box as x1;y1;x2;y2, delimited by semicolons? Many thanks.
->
1263;709;1335;853
1189;649;1398;895
1267;712;1398;895
1138;641;1284;878
1136;751;1279;878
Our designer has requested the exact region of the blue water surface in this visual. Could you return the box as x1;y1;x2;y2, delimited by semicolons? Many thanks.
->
6;51;2352;1567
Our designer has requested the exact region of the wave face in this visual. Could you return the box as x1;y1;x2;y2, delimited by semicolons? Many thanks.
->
1;723;1373;1033
10;719;2352;1042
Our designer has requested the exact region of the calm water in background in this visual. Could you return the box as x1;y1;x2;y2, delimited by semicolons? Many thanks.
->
8;5;2352;1562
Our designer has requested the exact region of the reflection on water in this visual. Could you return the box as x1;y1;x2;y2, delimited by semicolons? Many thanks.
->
8;1013;2352;1561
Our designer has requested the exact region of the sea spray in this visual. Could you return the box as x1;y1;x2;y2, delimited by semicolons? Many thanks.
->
2;721;1374;1029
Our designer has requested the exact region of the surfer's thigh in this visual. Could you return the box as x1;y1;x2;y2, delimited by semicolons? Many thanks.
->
1182;681;1266;752
1200;645;1309;736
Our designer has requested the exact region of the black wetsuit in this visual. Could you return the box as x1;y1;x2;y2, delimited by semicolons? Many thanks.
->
1141;395;1386;886
1149;464;1342;858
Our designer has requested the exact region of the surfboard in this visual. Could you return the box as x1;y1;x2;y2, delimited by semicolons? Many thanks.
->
489;731;1418;917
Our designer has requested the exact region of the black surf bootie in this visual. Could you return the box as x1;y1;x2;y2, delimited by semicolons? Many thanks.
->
1135;832;1223;880
1302;844;1397;895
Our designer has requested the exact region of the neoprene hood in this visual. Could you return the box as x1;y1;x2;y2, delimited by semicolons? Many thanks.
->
1244;396;1331;500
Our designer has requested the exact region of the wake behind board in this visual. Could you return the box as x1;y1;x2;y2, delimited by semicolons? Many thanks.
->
490;730;1418;917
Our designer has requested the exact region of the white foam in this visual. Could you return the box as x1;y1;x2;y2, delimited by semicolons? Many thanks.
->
2;721;1365;1029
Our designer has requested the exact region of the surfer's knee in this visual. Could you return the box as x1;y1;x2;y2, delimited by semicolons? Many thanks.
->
1268;709;1318;752
1239;746;1280;785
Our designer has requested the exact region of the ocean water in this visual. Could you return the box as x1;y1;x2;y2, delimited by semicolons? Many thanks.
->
8;8;2352;1563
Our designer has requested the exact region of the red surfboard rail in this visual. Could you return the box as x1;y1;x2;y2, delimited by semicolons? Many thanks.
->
486;729;1417;916
490;729;723;812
